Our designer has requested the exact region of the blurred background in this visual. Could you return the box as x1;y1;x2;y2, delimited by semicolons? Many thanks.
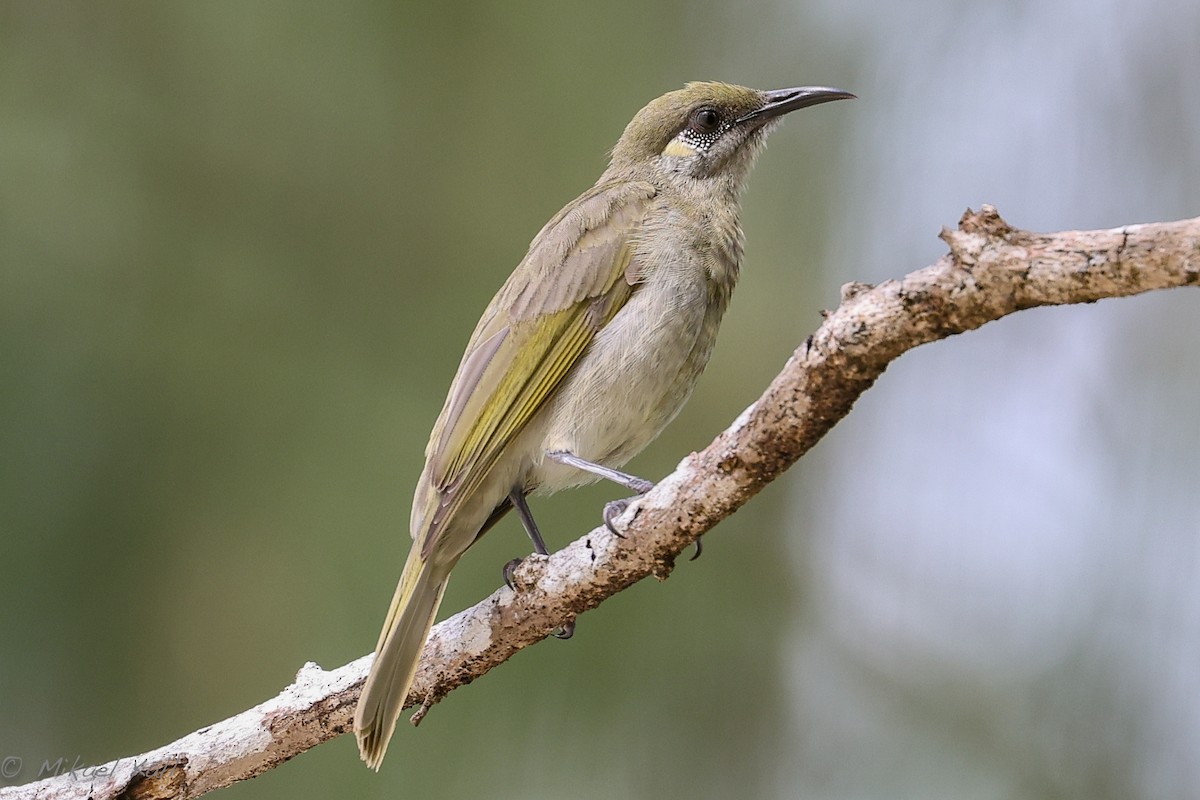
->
1;2;1197;798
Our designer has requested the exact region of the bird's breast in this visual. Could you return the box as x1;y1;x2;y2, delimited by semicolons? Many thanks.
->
526;218;740;494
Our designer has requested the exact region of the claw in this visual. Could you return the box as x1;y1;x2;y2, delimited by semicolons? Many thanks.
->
689;537;703;561
503;557;522;591
553;620;575;640
603;498;632;538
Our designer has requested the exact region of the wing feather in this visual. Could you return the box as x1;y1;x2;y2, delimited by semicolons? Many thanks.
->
417;180;655;556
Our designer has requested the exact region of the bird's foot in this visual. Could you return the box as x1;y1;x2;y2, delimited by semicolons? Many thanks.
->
603;492;701;560
502;556;575;639
602;496;639;538
502;557;523;591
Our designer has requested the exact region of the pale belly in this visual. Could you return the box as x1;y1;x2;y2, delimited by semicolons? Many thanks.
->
522;271;724;494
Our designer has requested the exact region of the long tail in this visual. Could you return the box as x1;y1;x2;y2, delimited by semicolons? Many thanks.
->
354;546;449;770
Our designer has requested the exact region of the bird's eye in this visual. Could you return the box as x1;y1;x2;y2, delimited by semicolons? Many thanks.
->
690;108;721;134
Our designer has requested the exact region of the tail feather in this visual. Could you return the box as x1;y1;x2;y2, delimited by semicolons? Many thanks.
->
355;548;449;770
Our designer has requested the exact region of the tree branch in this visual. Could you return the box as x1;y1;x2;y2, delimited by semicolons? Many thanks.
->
5;206;1196;800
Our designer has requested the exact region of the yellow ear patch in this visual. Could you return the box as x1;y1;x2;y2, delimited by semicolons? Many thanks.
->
662;139;697;158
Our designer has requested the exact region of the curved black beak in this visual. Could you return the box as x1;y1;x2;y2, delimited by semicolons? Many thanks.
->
736;86;856;124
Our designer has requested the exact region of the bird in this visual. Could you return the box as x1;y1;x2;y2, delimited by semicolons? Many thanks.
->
354;81;853;769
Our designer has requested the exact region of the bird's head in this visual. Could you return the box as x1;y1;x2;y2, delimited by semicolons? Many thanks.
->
609;82;853;188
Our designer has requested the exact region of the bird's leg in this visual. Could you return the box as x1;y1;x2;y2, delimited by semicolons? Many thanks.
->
545;450;702;561
505;488;574;639
545;450;654;493
510;490;551;556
